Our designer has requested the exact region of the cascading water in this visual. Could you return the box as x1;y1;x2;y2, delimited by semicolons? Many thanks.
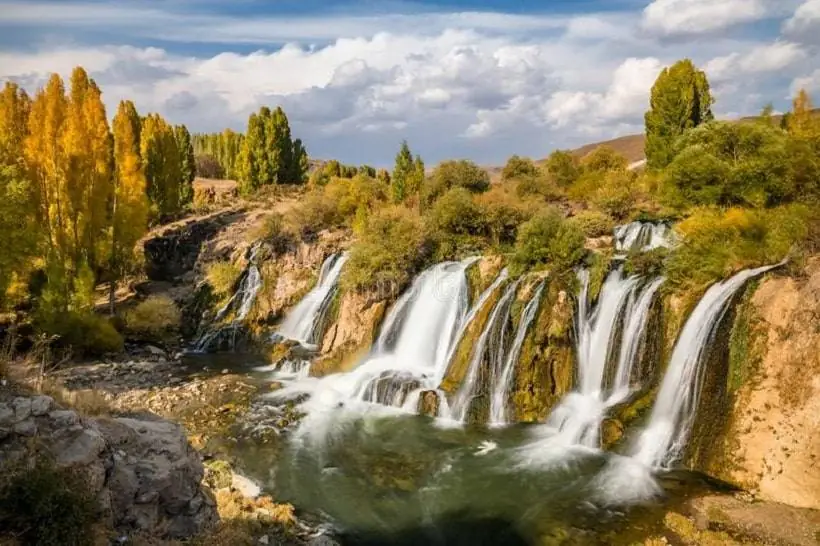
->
614;222;673;253
268;259;476;442
630;263;782;469
276;252;348;348
194;243;263;352
447;279;519;423
489;281;545;426
607;277;665;404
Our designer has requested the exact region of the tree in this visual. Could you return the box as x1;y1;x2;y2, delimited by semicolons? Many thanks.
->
141;113;180;218
581;146;628;173
174;124;195;207
237;106;304;193
110;101;149;312
502;155;538;181
391;141;414;203
424;159;489;205
787;89;818;140
292;138;309;183
238;112;265;194
544;150;580;188
645;59;714;170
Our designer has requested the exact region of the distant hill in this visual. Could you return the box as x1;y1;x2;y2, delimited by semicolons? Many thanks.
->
570;133;646;164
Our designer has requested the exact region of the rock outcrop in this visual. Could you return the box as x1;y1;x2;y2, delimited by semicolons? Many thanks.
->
0;393;218;539
701;258;820;510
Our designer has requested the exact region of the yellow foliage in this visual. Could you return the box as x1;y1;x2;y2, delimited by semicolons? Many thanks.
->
124;295;181;342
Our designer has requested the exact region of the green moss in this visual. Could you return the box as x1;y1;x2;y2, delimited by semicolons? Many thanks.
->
586;250;613;304
727;279;765;393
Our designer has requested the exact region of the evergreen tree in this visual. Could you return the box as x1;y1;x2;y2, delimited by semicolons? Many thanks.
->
110;101;149;312
392;141;414;203
645;59;714;170
174;124;195;206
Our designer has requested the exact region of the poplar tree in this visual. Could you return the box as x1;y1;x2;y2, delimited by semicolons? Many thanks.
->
0;82;37;306
238;112;265;194
645;59;714;170
787;89;818;139
110;100;149;312
174;124;195;206
141;113;180;218
392;141;414;203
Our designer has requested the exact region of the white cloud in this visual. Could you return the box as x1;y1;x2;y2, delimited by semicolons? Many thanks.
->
642;0;768;36
783;0;820;38
705;41;806;80
792;69;820;94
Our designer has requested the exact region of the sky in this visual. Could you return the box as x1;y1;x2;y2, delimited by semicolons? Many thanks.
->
1;0;819;166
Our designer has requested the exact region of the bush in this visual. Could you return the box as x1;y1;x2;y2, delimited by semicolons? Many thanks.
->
569;210;615;238
342;207;432;293
285;191;339;240
423;160;490;205
0;458;98;546
580;146;628;173
37;311;123;356
664;205;810;290
511;208;586;274
515;173;563;200
502;155;539;181
124;295;181;343
544;150;580;188
477;185;537;247
624;247;669;277
256;213;293;254
592;170;638;219
206;261;242;299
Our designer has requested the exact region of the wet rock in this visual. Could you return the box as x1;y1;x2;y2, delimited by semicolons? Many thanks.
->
145;345;166;357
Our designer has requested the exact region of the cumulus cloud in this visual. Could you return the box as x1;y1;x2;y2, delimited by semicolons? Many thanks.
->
704;41;806;80
792;69;820;94
0;0;807;163
783;0;820;40
642;0;768;36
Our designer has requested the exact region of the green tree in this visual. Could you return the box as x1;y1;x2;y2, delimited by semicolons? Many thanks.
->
174;124;195;206
645;59;714;170
502;155;538;181
391;140;414;203
141;113;180;218
511;208;585;273
544;150;580;187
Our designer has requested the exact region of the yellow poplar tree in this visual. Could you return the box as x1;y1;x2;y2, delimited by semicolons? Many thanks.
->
110;100;149;312
0;82;37;306
788;89;819;140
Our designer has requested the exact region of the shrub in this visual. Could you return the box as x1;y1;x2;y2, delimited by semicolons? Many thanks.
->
256;213;293;254
592;170;638;219
342;207;432;293
502;155;539;181
664;205;810;290
544;150;580;188
0;458;98;546
515;173;563;200
423;160;490;205
477;185;537;247
624;247;669;277
37;311;124;356
511;208;586;274
124;295;181;343
285;191;338;240
581;146;628;173
206;261;242;299
569;210;615;238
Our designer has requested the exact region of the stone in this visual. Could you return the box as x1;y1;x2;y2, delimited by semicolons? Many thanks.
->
30;395;54;416
54;428;107;466
13;419;37;437
146;345;166;357
309;535;342;546
0;403;13;426
11;397;32;422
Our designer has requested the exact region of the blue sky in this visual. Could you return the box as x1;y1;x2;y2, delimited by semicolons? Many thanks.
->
1;0;819;165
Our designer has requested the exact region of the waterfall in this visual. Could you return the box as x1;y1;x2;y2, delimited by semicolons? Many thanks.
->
268;259;477;439
614;222;673;253
276;252;348;348
631;263;782;469
447;279;519;423
489;280;545;426
607;277;665;404
194;243;263;352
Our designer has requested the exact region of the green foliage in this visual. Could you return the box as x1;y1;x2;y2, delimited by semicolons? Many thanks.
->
665;205;810;290
0;458;98;546
645;58;714;170
124;295;181;343
192;129;244;179
391;141;424;204
665;121;803;207
238;106;306;194
428;187;485;258
477;185;537;247
581;146;628;173
502;155;538;181
544;150;580;188
206;261;242;299
511;208;586;274
141;113;181;218
174;124;195;206
624;247;669;277
424;159;491;206
342;207;431;292
514;172;562;200
568;210;615;238
591;170;638;219
586;251;613;303
39;309;124;356
256;212;293;254
0;164;38;308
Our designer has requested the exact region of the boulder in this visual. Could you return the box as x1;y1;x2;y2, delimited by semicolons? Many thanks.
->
0;395;218;540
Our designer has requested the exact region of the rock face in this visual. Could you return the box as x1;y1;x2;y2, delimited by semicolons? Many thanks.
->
144;209;244;281
0;394;217;539
702;258;820;510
